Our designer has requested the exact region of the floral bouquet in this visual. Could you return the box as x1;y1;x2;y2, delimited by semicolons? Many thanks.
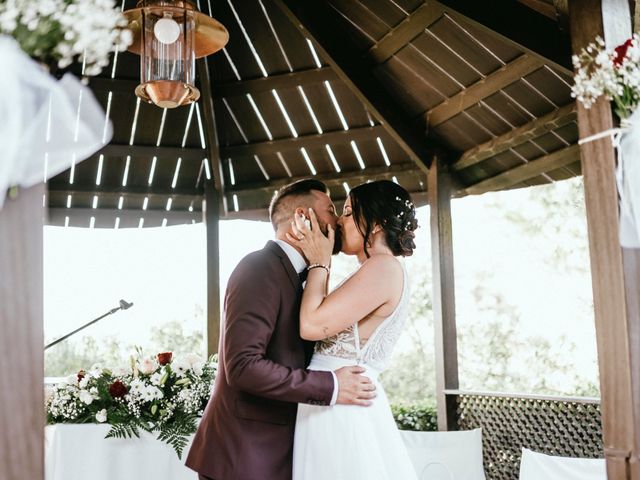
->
46;350;217;458
571;34;640;118
571;34;640;248
0;0;132;75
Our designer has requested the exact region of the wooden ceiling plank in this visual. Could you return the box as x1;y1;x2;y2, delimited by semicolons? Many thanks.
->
463;143;579;195
274;0;437;174
220;124;386;158
433;0;572;74
368;2;446;64
517;0;558;19
453;102;576;171
426;53;544;127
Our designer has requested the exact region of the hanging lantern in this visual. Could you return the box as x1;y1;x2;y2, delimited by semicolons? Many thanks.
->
123;0;228;108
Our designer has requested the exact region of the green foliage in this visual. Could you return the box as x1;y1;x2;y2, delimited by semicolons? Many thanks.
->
391;404;438;431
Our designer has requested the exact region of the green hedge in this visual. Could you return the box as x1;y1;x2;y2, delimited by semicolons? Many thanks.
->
391;404;438;431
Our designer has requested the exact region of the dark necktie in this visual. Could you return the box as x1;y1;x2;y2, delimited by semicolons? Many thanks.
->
298;269;308;283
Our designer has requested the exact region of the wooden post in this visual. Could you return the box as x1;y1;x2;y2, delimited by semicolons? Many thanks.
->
429;157;459;431
197;56;223;356
0;185;44;480
204;182;221;357
569;1;640;478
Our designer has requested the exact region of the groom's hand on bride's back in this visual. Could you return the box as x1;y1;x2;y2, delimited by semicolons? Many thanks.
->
334;366;376;406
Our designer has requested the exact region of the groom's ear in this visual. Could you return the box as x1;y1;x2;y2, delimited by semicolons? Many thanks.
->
294;207;306;218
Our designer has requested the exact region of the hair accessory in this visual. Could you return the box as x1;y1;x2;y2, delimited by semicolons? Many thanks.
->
395;196;415;223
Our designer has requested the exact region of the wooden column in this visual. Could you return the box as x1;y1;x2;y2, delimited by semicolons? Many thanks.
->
204;182;221;356
0;185;44;480
197;56;223;356
429;157;459;431
569;1;640;478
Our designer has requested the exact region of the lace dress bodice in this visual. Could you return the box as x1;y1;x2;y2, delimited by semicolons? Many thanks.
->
314;266;409;373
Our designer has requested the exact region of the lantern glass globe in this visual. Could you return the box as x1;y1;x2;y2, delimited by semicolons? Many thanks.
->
154;17;181;45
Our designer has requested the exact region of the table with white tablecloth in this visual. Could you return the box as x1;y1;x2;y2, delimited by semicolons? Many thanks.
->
45;424;198;480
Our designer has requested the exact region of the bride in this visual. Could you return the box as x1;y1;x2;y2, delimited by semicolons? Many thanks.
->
287;180;419;480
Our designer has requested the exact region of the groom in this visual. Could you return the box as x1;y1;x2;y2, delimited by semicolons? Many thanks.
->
186;179;375;480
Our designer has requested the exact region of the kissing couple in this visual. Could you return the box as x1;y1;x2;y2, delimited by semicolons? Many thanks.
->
186;178;419;480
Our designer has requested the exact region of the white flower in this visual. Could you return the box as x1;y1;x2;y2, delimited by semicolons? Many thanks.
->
172;359;190;378
65;374;78;386
150;372;163;386
78;376;90;389
95;409;107;423
78;390;94;405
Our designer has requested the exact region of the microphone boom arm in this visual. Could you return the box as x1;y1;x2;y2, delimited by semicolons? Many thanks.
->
44;299;133;351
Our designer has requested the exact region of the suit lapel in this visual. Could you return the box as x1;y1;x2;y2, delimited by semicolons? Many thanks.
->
265;241;299;290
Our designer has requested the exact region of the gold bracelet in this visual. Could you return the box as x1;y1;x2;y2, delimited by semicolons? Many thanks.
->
307;264;330;275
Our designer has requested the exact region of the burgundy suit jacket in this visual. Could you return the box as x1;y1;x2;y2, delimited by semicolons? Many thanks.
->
186;241;335;480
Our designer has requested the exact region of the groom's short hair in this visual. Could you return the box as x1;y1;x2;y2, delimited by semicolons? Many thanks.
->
269;179;328;230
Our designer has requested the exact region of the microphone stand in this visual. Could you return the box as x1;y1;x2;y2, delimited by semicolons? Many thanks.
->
44;299;134;351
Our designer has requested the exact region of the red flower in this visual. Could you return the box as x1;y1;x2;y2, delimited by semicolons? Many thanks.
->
614;38;633;66
108;380;128;398
157;352;173;366
77;370;86;383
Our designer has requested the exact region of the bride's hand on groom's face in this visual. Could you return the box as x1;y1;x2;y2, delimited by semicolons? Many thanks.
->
334;366;377;407
287;208;334;265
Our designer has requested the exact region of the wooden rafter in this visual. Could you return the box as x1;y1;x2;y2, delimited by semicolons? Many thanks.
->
220;125;386;158
434;0;571;74
462;143;579;195
517;0;558;19
228;163;422;197
216;67;337;97
98;144;205;161
48;185;202;201
367;2;445;64
453;102;576;171
274;0;439;174
89;67;337;99
425;54;544;128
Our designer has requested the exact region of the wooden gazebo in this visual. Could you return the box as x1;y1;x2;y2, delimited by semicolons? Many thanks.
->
1;0;639;479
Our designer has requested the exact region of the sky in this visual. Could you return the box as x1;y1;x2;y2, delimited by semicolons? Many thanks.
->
43;178;598;388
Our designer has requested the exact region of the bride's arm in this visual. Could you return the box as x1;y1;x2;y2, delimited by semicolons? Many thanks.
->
300;256;401;340
287;209;402;341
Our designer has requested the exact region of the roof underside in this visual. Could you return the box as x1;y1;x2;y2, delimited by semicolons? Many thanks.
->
48;0;579;228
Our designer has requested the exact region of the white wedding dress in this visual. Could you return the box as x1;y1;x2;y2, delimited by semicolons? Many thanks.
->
293;266;418;480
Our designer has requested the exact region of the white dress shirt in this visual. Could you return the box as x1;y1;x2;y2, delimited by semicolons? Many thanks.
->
274;240;339;406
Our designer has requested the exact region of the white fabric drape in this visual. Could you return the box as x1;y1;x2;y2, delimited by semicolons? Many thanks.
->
0;36;109;209
45;424;197;480
618;109;640;248
518;448;606;480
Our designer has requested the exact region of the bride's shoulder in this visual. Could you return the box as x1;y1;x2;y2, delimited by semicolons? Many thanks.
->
359;254;403;278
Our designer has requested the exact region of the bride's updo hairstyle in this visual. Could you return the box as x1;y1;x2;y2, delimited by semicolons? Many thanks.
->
349;180;418;258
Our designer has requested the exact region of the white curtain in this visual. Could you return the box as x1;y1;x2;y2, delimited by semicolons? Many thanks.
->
0;36;109;209
618;108;640;248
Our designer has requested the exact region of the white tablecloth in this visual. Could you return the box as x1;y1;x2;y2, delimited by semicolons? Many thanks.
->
45;424;198;480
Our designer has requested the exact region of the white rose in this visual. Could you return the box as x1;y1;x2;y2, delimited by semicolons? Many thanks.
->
79;390;94;405
95;409;107;423
138;358;157;375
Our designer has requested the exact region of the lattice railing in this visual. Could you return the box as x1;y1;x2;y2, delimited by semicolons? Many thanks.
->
447;390;603;480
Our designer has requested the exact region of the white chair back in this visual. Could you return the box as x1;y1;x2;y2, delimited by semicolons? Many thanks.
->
518;448;606;480
400;429;486;480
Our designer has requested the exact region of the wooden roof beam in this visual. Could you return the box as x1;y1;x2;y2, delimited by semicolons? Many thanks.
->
48;185;203;202
425;54;544;128
89;68;337;98
453;102;576;171
274;0;441;175
368;3;446;64
97;143;206;161
462;143;580;195
433;0;572;74
220;125;386;158
228;162;422;196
